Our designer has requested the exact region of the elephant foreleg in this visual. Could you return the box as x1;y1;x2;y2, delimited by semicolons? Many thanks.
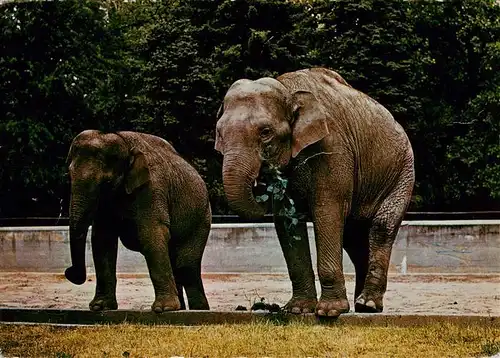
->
90;219;118;311
274;217;317;314
313;201;350;317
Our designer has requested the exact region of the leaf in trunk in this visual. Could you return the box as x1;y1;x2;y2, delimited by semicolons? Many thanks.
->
256;194;269;203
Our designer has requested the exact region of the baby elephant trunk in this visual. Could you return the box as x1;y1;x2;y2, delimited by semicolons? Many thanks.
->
65;188;95;285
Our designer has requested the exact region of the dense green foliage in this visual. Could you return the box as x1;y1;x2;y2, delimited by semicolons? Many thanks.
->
1;0;499;217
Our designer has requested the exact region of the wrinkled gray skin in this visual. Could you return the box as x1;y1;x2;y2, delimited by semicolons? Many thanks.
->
65;130;211;312
215;68;414;317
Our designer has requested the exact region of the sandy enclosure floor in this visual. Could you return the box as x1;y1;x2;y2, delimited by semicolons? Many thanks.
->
0;273;499;316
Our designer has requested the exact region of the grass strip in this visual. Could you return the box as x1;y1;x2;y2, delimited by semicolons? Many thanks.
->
0;321;499;358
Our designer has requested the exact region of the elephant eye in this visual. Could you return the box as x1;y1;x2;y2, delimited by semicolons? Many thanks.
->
260;127;273;141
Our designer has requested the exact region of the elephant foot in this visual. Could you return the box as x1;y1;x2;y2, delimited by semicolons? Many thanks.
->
315;297;350;317
355;293;384;313
152;295;182;313
283;297;318;314
65;266;86;285
187;297;210;310
89;296;118;311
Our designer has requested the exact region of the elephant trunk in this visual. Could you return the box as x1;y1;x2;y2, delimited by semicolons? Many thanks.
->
65;184;97;285
222;151;266;219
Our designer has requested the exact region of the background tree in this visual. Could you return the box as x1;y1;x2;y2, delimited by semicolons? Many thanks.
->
410;0;500;210
1;0;499;217
0;0;128;217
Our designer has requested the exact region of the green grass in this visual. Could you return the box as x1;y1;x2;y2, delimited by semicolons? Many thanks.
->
0;322;499;358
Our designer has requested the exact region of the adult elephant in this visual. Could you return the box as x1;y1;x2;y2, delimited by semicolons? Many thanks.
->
65;130;211;312
215;68;414;317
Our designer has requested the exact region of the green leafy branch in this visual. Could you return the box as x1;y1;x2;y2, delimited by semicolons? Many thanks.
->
255;164;303;240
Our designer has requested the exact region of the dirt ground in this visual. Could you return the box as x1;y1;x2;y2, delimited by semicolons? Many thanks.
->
0;272;499;315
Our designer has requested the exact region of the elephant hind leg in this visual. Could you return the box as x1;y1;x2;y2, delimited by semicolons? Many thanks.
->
140;224;181;313
175;282;186;310
171;229;210;310
169;250;187;310
343;218;370;301
355;183;412;313
174;263;209;310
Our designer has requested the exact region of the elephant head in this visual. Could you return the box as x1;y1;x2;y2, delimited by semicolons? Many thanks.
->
215;77;330;219
64;130;150;285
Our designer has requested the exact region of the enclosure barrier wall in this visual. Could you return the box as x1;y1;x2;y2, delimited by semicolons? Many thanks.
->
1;220;499;274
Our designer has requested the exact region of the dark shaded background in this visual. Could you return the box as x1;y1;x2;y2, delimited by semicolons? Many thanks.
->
1;0;499;218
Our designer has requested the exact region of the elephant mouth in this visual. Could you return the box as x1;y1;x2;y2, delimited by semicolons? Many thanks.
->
252;178;268;199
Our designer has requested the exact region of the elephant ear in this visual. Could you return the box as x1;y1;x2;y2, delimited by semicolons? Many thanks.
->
214;103;224;154
66;139;79;164
290;90;330;158
125;147;150;195
214;131;224;154
66;144;74;164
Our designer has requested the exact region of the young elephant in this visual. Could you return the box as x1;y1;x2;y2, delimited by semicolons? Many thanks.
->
65;130;211;312
215;68;415;317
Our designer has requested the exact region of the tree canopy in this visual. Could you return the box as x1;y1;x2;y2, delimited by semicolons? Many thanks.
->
1;0;499;217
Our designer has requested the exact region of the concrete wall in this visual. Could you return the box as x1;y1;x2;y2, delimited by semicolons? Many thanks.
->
1;220;499;274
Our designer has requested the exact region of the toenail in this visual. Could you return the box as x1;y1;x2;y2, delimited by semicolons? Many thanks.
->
366;300;376;308
291;307;301;314
327;310;339;317
317;309;326;316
